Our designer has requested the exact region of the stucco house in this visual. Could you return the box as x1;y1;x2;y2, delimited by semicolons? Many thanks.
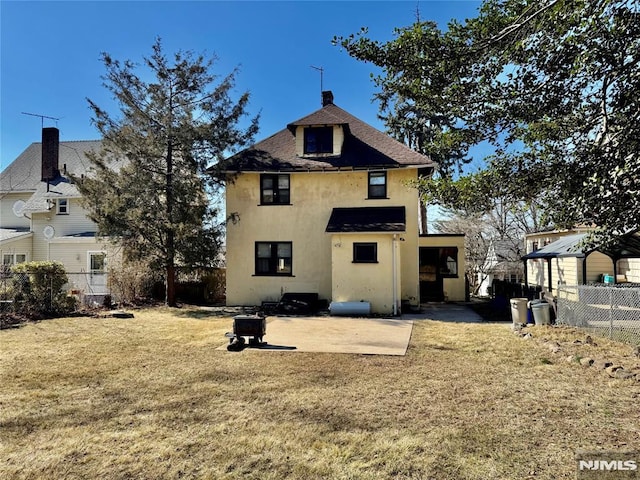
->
0;127;117;303
221;91;466;315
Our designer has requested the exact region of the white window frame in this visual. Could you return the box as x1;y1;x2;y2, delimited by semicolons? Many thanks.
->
1;253;27;274
57;198;69;215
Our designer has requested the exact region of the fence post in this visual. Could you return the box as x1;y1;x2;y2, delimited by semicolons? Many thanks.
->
609;287;613;339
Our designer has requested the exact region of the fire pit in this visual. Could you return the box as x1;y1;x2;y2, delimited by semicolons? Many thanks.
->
226;314;266;351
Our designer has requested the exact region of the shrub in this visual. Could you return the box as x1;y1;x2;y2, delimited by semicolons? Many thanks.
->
108;259;157;305
10;261;77;317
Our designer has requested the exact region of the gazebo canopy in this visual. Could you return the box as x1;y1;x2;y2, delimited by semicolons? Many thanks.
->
522;231;640;261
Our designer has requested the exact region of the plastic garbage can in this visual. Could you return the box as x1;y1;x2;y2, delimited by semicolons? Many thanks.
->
510;298;528;326
527;299;542;324
532;302;551;325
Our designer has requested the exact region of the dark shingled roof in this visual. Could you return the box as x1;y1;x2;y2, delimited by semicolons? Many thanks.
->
222;102;435;172
326;206;406;233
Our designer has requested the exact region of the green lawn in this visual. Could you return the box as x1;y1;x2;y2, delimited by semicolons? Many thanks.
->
1;307;639;479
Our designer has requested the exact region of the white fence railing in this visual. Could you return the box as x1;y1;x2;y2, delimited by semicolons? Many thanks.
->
556;285;640;344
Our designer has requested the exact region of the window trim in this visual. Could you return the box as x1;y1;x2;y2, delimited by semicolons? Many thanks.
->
2;253;27;267
353;242;378;264
57;198;69;215
367;171;387;199
260;174;291;205
254;241;293;276
303;126;333;154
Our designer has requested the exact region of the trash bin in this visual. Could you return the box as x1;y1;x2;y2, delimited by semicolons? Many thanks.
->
531;302;551;325
510;298;528;326
527;299;542;324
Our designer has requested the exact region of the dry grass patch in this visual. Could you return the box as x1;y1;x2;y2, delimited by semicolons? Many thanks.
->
1;308;639;479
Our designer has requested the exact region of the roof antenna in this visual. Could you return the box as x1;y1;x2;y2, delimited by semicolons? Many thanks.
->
310;65;324;105
22;112;60;128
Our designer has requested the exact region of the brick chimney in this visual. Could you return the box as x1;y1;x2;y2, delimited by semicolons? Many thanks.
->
322;90;334;107
41;127;60;181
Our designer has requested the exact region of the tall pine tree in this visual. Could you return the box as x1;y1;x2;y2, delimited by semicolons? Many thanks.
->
77;39;259;306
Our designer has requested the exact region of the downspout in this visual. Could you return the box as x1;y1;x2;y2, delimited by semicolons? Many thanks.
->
392;234;398;316
547;258;553;293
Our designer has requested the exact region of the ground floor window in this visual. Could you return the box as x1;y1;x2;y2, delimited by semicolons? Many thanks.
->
255;242;292;275
2;253;27;268
353;242;378;263
420;247;458;278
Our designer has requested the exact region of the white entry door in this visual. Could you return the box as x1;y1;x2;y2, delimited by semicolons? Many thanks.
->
88;252;107;291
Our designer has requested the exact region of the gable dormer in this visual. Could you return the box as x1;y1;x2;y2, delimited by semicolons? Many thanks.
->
221;90;435;173
288;91;347;158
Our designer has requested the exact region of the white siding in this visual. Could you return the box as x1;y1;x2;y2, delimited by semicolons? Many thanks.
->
30;199;97;262
556;257;578;286
618;258;640;283
0;192;32;229
0;236;32;264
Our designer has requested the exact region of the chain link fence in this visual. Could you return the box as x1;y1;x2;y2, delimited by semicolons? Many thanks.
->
556;284;640;345
0;271;111;318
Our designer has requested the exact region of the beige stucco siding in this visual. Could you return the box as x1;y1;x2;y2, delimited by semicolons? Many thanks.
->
418;235;466;302
225;169;420;310
330;233;398;314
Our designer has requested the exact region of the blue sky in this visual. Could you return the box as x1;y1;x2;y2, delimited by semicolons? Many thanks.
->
1;0;482;170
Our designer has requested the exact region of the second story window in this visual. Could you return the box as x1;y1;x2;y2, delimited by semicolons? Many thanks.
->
57;198;69;215
304;126;333;154
368;172;387;199
261;174;290;205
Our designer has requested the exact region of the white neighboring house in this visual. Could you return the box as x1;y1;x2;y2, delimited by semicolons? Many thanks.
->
476;238;524;297
0;127;119;303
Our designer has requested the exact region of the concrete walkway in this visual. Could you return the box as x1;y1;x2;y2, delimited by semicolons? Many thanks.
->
408;303;484;323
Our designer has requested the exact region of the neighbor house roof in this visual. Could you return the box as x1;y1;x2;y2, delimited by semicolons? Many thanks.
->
0;140;103;194
0;228;32;244
222;100;435;172
326;206;406;233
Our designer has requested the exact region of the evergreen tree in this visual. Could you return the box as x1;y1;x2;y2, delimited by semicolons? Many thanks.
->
77;39;259;306
337;0;640;242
